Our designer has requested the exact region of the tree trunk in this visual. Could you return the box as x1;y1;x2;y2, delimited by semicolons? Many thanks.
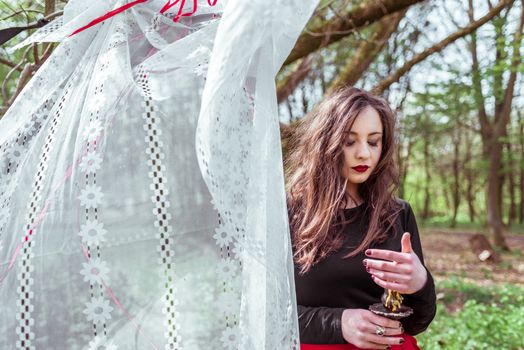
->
486;139;509;249
488;2;524;249
520;114;524;224
440;168;452;216
396;143;405;199
397;137;413;199
286;98;294;123
300;83;308;116
469;233;501;263
451;126;461;228
319;55;326;95
463;126;477;222
506;141;516;226
45;0;56;16
422;124;431;220
467;0;522;251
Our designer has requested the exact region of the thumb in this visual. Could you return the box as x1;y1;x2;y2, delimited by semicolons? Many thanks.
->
401;232;412;253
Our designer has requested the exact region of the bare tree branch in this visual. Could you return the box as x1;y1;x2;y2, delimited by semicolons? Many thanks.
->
2;44;32;103
2;41;55;112
284;0;425;66
277;56;314;104
372;0;512;95
0;10;63;46
9;62;33;101
326;10;405;95
1;9;44;21
0;56;23;71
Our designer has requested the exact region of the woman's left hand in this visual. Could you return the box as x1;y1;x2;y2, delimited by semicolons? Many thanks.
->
363;232;427;294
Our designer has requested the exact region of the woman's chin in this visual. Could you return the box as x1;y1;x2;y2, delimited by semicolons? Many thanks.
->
347;174;370;183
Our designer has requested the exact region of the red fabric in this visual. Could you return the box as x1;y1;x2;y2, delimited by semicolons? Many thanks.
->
301;334;420;350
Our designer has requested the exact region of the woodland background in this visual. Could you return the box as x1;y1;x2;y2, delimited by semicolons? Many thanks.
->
1;0;523;348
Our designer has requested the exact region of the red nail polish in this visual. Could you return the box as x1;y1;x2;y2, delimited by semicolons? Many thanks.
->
399;338;405;344
366;267;370;272
365;250;371;256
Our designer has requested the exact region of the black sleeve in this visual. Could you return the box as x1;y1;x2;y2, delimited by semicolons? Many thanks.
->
401;203;437;335
298;305;347;344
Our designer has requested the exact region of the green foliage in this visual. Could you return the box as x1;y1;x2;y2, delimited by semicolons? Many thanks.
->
1;1;44;107
0;1;66;113
417;279;524;350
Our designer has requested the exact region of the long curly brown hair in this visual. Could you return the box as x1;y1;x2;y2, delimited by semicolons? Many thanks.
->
286;87;402;274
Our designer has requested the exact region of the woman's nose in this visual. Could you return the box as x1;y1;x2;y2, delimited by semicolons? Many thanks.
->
356;143;371;159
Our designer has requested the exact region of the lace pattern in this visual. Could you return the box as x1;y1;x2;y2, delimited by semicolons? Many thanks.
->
0;0;318;348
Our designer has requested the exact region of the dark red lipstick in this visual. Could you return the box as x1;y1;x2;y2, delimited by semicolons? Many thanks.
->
352;165;369;173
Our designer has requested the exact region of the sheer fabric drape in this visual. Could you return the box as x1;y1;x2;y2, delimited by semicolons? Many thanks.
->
0;0;318;348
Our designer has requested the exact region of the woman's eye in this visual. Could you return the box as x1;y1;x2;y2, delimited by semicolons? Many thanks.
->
345;140;380;147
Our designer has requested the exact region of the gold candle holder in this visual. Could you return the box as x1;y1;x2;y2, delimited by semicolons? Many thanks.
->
369;288;413;320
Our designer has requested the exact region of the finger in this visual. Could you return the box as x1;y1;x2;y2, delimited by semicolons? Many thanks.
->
367;312;402;329
385;326;404;336
354;340;389;350
401;232;412;253
354;335;391;350
368;268;410;283
365;249;411;264
370;275;408;293
366;334;405;347
362;323;403;336
364;259;412;274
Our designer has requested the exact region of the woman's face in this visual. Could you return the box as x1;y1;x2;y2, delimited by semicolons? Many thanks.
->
340;106;384;186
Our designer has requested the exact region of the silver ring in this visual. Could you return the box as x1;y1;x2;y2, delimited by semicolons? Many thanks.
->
375;325;385;336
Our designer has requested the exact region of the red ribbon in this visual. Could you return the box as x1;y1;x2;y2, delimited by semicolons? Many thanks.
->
69;0;218;37
69;0;147;37
159;0;197;22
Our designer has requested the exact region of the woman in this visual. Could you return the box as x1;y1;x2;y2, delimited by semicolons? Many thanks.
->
286;87;436;349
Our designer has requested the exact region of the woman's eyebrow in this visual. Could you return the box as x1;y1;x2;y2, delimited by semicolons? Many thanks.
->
348;131;383;136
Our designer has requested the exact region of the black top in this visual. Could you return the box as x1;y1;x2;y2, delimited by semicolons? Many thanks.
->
293;199;436;344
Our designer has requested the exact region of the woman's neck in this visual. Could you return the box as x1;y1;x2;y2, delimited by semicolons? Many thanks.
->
343;183;363;209
343;199;363;209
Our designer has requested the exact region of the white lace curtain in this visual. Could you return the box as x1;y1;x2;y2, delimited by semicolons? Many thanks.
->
0;0;318;348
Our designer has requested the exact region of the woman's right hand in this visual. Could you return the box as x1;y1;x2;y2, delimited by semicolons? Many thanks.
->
341;309;404;349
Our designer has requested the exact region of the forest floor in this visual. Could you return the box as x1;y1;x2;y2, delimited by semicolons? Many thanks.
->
421;228;524;312
422;228;524;285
